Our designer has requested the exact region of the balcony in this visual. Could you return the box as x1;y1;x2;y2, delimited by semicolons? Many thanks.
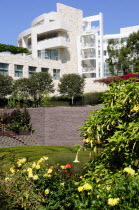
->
82;53;96;60
83;26;100;35
82;43;95;49
37;36;70;50
82;67;96;73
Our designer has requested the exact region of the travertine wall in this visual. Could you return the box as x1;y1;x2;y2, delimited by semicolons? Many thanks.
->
57;3;83;75
0;52;62;78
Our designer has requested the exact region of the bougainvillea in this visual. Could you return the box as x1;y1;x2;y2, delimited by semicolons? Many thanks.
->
95;74;139;85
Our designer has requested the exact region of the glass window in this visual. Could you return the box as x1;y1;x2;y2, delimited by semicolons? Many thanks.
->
41;68;49;73
53;69;60;80
29;66;36;77
14;65;23;77
38;49;58;60
104;50;107;56
121;37;128;42
38;50;41;58
0;63;9;75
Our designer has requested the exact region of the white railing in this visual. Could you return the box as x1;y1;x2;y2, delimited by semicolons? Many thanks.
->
82;67;96;73
82;43;95;48
82;54;96;59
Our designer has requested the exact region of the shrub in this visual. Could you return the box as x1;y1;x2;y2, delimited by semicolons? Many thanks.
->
82;92;103;105
95;73;139;85
80;79;139;170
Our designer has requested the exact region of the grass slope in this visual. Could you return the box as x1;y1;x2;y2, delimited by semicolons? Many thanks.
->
0;146;91;173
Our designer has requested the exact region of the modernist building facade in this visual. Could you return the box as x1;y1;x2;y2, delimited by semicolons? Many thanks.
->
0;3;139;93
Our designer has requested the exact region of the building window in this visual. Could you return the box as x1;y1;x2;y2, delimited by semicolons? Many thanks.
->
14;65;23;77
53;69;60;80
38;49;58;60
0;63;9;75
29;66;36;77
121;37;128;42
41;68;49;73
104;50;107;56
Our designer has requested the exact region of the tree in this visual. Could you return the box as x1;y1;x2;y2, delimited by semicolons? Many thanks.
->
106;30;139;75
14;72;54;107
0;74;13;98
58;74;85;105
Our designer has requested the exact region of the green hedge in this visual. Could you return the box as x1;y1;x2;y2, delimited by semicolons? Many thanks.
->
0;43;29;54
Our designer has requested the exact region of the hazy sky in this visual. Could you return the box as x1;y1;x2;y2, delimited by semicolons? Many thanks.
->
1;0;139;45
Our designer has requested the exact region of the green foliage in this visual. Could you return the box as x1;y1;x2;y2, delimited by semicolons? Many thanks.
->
13;73;54;107
106;30;139;75
0;43;29;54
0;74;13;98
82;92;103;105
58;74;85;105
80;79;139;170
41;93;50;107
7;107;33;133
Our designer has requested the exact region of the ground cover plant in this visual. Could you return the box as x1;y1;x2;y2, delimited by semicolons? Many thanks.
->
1;78;139;209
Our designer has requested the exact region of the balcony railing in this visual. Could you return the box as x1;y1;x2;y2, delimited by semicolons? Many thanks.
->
82;53;96;59
82;67;96;73
37;36;70;49
82;43;95;48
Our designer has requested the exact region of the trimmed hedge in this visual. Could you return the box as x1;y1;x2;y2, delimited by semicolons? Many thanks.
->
0;43;29;54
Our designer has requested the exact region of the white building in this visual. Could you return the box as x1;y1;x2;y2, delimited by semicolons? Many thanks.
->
0;3;139;93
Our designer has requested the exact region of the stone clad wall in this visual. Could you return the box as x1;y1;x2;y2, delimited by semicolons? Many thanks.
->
57;3;83;75
0;53;62;79
29;106;100;146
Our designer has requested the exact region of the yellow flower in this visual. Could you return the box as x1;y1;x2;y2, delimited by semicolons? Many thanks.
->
83;183;92;190
27;168;33;177
80;176;83;179
43;156;48;160
47;168;53;174
45;189;50;194
78;186;84;192
28;172;33;178
108;198;120;206
5;177;10;182
97;195;100;198
43;173;51;178
17;158;26;167
74;182;79;185
37;158;44;164
60;183;64;186
123;167;135;175
32;162;36;168
106;185;111;191
10;166;15;174
35;164;40;169
61;165;66;169
33;175;38;180
84;138;91;143
27;168;32;172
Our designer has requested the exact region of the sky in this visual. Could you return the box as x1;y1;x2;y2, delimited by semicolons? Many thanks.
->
1;0;139;45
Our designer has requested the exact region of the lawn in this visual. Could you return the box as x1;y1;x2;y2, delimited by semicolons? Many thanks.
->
0;146;97;174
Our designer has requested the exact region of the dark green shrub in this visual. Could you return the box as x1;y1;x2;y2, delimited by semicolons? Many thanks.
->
82;92;103;105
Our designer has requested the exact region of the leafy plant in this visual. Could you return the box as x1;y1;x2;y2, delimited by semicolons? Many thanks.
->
0;43;29;54
80;79;139;170
58;74;85;105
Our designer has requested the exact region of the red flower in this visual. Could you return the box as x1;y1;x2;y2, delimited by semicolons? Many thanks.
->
65;163;71;169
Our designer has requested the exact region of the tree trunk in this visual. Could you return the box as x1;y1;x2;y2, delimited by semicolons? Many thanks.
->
71;96;74;105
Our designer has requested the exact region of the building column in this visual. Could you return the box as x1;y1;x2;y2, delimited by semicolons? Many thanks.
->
99;12;104;78
31;29;38;58
77;36;82;75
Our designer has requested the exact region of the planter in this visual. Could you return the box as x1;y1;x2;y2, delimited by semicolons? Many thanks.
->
0;130;31;136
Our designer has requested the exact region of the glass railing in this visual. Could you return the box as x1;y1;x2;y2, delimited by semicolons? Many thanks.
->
82;54;96;59
82;67;96;72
